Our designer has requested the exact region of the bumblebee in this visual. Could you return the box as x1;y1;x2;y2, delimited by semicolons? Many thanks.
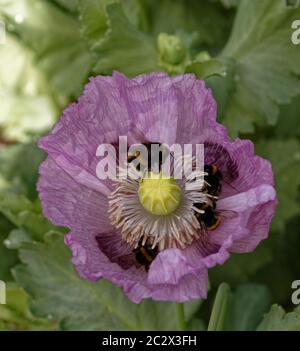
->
194;202;221;232
133;239;158;272
96;234;158;271
204;164;222;197
195;164;222;231
127;142;168;172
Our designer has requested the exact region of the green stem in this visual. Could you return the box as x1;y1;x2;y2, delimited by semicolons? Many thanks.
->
207;282;230;331
176;303;186;331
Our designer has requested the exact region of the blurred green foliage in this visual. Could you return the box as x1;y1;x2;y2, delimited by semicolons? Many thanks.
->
0;0;300;331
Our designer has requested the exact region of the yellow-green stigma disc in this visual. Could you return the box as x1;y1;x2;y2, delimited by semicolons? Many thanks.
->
138;172;182;216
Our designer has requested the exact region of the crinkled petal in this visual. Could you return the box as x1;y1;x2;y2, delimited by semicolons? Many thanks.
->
225;139;275;194
39;75;135;196
112;71;225;145
38;156;112;231
148;184;276;285
148;248;204;285
229;200;277;253
65;231;208;303
148;272;208;302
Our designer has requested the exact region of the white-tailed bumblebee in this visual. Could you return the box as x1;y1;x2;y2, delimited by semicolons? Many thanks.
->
127;142;168;172
133;239;158;272
96;235;158;272
194;164;224;232
203;164;222;196
194;202;221;231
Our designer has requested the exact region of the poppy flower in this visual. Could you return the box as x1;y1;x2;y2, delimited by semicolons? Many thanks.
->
38;72;277;303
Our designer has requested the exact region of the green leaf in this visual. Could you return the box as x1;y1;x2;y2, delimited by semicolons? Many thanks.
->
0;192;35;228
81;1;233;77
257;305;300;331
0;191;62;242
274;95;300;139
141;0;234;51
219;0;240;8
225;284;271;331
220;0;300;136
254;216;300;304
210;241;273;287
78;0;114;46
0;143;45;200
0;0;93;99
0;284;55;330
0;214;18;281
186;317;206;331
14;232;201;331
78;0;146;48
207;283;230;331
286;0;300;7
276;216;300;276
50;0;79;13
93;3;158;76
186;58;227;80
0;35;57;142
206;58;236;120
256;139;300;231
0;92;56;142
4;229;31;250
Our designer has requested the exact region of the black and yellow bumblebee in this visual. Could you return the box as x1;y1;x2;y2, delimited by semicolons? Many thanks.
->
194;164;238;232
96;234;158;272
127;142;168;172
203;164;222;196
193;164;223;231
194;202;221;232
133;239;158;272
